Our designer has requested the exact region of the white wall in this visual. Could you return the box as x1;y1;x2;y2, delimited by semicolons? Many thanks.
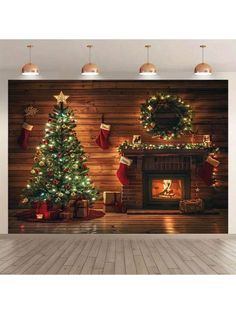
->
1;71;235;234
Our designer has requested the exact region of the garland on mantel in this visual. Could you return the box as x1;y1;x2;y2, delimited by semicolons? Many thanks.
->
117;140;219;154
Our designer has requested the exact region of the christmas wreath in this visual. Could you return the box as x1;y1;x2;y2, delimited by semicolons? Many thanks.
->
140;93;193;139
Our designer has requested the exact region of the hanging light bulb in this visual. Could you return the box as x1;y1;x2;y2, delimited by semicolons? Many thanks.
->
22;45;39;75
139;44;157;75
81;45;99;75
194;45;212;75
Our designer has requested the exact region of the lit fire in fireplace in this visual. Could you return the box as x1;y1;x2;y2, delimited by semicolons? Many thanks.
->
152;179;182;200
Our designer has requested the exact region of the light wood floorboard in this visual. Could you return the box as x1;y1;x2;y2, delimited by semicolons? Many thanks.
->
1;235;236;275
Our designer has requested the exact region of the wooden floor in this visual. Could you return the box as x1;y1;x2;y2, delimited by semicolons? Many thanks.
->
0;235;236;274
8;211;228;234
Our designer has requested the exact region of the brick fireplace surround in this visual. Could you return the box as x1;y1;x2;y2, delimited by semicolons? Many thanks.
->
122;149;211;210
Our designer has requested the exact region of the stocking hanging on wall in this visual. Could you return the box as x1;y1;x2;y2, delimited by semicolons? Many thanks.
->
95;123;111;149
17;122;34;149
17;105;38;150
116;156;133;185
198;155;220;186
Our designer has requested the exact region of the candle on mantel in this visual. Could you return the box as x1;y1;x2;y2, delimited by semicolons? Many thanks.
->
203;135;212;147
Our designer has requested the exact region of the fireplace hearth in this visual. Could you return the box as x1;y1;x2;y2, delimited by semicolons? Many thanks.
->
143;172;190;209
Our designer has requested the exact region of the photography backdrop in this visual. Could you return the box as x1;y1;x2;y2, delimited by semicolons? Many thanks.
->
8;80;228;215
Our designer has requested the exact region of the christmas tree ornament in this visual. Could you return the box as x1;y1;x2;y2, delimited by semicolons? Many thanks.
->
21;197;28;204
54;91;69;104
95;123;111;149
198;155;220;186
17;122;34;149
24;105;39;117
116;156;133;185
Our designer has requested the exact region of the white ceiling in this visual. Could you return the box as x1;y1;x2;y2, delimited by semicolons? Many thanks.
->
0;39;236;74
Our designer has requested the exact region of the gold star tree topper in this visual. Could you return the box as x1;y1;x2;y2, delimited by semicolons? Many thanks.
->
54;91;70;104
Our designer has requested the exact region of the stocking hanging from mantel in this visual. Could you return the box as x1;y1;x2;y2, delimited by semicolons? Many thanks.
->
198;155;220;186
116;156;133;185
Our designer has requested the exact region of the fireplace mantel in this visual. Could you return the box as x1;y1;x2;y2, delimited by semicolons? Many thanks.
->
122;148;209;157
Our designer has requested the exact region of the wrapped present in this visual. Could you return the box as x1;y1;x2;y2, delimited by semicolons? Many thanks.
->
179;198;204;213
33;201;50;220
74;199;89;218
59;210;73;220
103;191;121;212
48;210;60;220
33;201;61;220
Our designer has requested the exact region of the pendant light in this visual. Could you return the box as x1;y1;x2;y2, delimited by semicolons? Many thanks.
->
22;45;39;76
139;44;157;75
194;45;212;75
81;45;99;75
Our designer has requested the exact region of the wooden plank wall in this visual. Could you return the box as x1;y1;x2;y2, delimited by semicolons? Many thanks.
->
8;80;228;210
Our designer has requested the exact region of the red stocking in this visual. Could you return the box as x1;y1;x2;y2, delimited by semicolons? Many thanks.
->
198;155;220;186
116;156;132;185
95;123;111;149
17;122;33;149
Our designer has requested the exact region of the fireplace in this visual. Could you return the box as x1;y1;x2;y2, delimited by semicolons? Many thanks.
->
152;179;182;200
143;172;190;209
121;150;212;210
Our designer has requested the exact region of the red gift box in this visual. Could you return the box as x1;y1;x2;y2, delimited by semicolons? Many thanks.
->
33;201;50;220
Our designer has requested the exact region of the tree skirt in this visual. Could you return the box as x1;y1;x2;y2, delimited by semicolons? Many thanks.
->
15;209;105;223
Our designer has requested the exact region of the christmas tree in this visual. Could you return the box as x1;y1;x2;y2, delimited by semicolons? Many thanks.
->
21;91;98;210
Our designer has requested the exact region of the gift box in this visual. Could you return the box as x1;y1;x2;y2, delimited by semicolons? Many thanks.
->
179;198;204;214
48;210;60;220
33;201;60;220
74;199;89;218
59;210;73;220
33;201;50;220
103;191;121;212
